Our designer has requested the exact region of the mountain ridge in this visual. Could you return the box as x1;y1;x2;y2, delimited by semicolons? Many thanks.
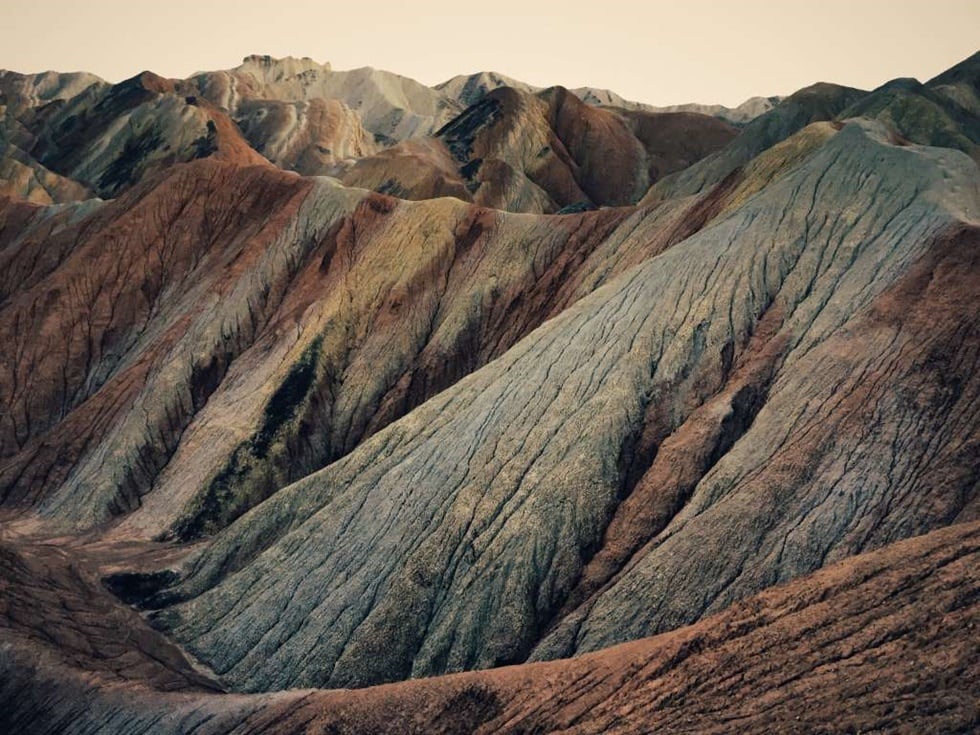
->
0;48;978;735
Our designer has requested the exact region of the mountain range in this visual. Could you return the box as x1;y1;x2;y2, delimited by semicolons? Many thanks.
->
1;51;979;734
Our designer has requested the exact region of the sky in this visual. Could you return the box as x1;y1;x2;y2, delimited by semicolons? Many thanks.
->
2;0;978;107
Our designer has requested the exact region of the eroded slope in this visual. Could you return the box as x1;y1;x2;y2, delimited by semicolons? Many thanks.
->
137;121;978;691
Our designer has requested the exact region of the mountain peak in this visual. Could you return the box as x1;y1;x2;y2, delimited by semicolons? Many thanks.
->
236;54;331;77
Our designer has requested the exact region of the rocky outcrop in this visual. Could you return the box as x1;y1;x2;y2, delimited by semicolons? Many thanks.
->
1;70;106;203
435;71;537;107
0;69;107;117
0;142;93;203
24;72;269;197
437;71;781;125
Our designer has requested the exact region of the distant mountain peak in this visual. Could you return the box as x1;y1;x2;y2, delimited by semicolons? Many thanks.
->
235;54;332;78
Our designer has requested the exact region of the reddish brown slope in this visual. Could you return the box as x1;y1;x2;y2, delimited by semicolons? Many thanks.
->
0;161;318;517
0;538;218;694
2;520;977;734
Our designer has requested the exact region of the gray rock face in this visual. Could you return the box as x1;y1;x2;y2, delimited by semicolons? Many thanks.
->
149;121;979;691
0;70;107;117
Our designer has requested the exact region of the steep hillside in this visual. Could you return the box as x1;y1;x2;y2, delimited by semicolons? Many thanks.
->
122;121;978;692
1;144;746;538
20;71;268;197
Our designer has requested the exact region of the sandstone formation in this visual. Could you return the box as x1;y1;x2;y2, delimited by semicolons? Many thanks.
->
0;70;268;200
0;49;978;735
0;142;93;203
0;69;107;117
1;69;106;202
435;71;537;107
33;72;267;195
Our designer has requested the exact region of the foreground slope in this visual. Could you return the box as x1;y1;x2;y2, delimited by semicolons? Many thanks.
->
3;520;978;733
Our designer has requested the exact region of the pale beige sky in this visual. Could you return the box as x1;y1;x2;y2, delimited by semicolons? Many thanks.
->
2;0;978;106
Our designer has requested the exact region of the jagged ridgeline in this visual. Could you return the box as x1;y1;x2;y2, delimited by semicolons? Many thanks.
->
0;50;979;735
